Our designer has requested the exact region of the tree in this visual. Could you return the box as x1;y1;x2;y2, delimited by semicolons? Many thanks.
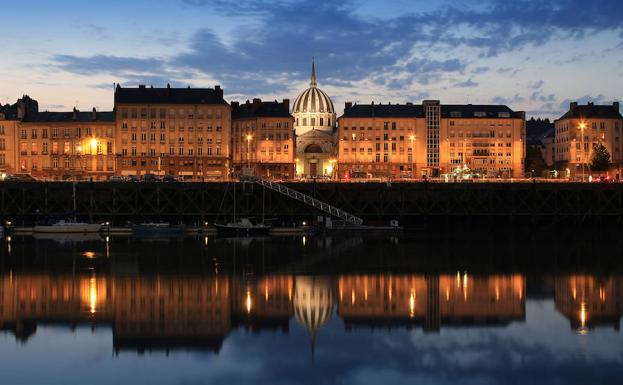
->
524;146;548;176
590;142;611;172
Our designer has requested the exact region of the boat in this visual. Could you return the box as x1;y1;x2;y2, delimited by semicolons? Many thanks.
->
214;180;271;236
33;220;101;233
214;218;270;235
131;222;185;236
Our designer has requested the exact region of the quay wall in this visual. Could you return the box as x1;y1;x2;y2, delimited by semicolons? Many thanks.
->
1;182;622;227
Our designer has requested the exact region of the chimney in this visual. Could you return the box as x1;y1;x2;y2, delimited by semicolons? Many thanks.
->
570;101;578;110
282;98;290;112
588;101;594;106
252;98;261;107
345;102;352;111
231;101;239;110
167;83;171;89
73;107;78;120
614;101;620;112
138;84;146;89
215;85;223;98
92;107;97;121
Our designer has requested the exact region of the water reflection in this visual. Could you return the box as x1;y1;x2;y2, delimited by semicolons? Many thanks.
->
1;269;621;352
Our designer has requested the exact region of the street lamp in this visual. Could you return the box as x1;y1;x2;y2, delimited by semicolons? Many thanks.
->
579;121;586;181
245;134;253;168
409;134;416;178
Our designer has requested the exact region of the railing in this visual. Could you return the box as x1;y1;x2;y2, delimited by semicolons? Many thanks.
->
245;176;364;225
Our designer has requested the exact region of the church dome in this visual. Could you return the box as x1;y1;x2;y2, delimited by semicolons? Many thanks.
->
292;60;335;114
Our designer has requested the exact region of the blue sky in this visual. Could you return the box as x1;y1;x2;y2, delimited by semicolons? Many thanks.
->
1;0;622;118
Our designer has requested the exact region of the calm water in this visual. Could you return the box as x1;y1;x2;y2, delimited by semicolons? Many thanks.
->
1;232;623;384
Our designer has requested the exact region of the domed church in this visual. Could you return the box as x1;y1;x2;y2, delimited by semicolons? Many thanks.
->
293;60;337;178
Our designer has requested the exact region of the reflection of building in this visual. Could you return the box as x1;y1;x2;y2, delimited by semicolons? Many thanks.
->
338;102;526;178
554;274;623;331
19;109;115;180
114;84;231;180
338;274;525;330
232;275;293;331
112;275;231;352
231;99;295;178
554;102;623;177
293;276;334;344
293;60;337;178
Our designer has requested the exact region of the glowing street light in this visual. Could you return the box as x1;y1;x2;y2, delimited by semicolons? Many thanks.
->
409;134;416;177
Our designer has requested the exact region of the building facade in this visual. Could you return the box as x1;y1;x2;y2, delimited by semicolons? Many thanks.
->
231;99;295;178
338;101;526;178
292;61;338;178
554;102;623;178
114;84;231;180
18;108;115;180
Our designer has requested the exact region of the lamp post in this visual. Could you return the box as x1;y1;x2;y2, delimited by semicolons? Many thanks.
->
409;134;415;179
579;122;586;181
245;134;253;169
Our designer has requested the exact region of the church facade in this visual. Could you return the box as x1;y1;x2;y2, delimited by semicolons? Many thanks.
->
292;61;338;178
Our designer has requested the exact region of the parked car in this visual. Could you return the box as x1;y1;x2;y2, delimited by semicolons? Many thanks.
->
127;175;140;182
108;175;125;182
142;173;159;182
162;175;177;182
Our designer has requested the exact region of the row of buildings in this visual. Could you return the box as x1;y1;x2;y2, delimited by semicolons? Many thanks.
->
1;62;621;180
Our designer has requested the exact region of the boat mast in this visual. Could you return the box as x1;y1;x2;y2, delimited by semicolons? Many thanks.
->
233;180;236;222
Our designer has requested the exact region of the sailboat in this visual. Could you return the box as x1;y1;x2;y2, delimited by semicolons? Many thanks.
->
33;182;102;233
214;179;270;235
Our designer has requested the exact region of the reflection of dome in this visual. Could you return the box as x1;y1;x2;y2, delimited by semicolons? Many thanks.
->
293;276;334;345
293;60;335;114
304;144;323;153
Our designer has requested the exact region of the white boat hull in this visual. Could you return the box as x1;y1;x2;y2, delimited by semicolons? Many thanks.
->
33;224;102;233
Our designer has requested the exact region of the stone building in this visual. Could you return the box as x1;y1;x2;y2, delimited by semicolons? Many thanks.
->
292;60;337;178
554;101;623;178
338;101;526;178
17;108;115;180
0;95;38;176
114;84;230;180
231;98;295;178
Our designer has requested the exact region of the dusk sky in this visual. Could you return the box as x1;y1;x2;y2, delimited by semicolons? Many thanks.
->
2;0;622;118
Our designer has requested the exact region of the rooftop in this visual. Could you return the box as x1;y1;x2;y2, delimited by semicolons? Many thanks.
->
558;102;622;120
232;99;293;119
340;102;523;119
114;84;227;105
22;109;114;123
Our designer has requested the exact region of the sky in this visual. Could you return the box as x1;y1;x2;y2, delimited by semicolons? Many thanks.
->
1;0;622;119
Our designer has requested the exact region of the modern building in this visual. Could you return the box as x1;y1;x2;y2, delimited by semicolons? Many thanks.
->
292;60;338;178
18;108;115;180
338;101;526;178
554;101;623;177
114;84;231;180
231;98;295;178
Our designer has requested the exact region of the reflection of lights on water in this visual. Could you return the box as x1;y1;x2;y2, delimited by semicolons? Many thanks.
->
445;287;450;301
265;283;269;302
496;286;500;302
83;251;96;259
599;288;606;302
573;288;577;300
246;289;252;314
204;236;209;246
456;272;460;288
409;291;415;318
302;236;306;246
89;277;97;314
580;302;587;326
105;236;109;243
351;290;355;305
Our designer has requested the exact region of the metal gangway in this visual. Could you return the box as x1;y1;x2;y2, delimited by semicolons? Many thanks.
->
244;176;364;226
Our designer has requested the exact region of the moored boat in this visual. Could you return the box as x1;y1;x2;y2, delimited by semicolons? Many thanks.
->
131;222;185;236
214;218;270;235
33;220;102;233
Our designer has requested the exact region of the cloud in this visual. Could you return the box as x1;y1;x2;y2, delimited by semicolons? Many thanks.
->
455;79;479;88
52;55;165;76
492;94;525;105
529;80;545;89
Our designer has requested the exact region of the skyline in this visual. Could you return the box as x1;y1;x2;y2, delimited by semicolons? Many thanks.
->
1;0;622;119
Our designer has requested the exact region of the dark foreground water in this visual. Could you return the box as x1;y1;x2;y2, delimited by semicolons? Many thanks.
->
1;231;623;384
